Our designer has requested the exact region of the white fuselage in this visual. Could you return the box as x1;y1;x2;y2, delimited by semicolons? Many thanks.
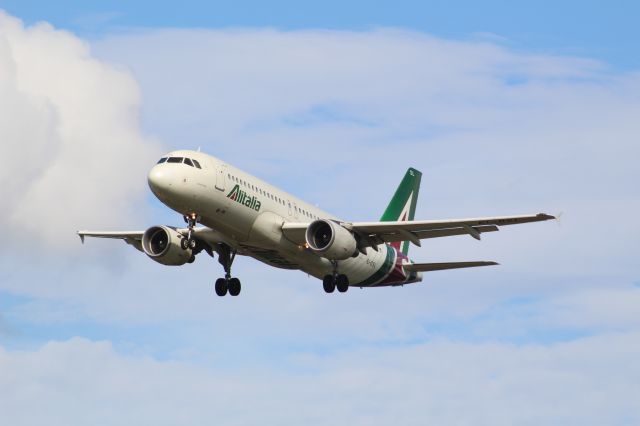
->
148;150;420;287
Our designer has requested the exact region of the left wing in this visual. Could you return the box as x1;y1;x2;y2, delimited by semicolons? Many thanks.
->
282;213;555;247
77;230;145;242
77;227;223;253
77;230;145;251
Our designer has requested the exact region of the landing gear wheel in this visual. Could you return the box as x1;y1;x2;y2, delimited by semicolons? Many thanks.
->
228;278;241;296
216;244;240;297
323;275;336;293
215;278;228;296
183;213;199;250
336;274;349;293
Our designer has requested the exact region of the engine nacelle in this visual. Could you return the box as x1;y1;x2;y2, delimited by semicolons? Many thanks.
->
305;219;358;260
142;225;193;266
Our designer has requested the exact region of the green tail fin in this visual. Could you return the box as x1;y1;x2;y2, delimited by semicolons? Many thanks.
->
380;167;422;255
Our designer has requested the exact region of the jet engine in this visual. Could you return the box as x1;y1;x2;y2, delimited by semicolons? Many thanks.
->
305;219;358;260
142;226;193;266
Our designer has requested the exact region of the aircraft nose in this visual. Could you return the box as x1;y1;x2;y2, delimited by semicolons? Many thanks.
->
148;165;174;196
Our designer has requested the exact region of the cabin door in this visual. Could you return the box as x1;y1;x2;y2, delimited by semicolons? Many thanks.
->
215;164;227;191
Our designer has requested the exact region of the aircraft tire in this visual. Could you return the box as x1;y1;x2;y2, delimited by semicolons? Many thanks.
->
215;278;228;296
336;274;349;293
322;275;335;293
181;238;190;250
228;278;241;296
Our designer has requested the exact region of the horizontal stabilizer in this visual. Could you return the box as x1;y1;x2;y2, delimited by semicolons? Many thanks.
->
403;261;498;272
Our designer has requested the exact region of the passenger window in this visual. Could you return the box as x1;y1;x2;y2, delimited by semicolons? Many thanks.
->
184;158;194;167
157;157;167;164
193;159;201;169
167;157;183;163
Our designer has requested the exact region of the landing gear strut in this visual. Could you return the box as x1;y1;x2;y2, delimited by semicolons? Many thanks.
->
214;243;241;296
323;261;349;294
181;213;199;250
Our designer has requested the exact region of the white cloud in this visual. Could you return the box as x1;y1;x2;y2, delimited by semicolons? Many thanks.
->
1;335;638;425
0;12;160;249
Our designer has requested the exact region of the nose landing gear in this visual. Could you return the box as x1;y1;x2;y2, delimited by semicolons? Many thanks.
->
181;213;199;250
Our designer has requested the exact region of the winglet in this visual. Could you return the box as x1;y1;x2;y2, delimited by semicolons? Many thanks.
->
77;231;85;244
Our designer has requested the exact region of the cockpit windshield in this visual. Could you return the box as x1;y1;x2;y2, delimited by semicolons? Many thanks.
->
158;156;202;169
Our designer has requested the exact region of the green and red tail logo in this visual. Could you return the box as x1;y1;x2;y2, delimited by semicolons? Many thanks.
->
227;184;261;211
380;167;422;255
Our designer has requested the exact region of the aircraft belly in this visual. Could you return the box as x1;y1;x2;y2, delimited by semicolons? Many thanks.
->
346;245;398;286
295;245;398;286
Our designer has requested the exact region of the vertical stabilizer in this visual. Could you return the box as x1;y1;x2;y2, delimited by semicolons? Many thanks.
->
380;167;422;255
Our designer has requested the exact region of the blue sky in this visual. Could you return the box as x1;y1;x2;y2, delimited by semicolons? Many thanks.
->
1;2;639;424
3;0;640;69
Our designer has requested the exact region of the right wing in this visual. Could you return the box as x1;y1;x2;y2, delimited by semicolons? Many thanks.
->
347;213;555;247
403;261;498;272
282;213;555;248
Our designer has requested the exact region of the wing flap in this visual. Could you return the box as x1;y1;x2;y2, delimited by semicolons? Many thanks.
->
376;225;499;243
404;261;498;272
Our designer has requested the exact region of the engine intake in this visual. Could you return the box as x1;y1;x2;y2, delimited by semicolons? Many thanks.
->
142;225;193;266
305;219;357;260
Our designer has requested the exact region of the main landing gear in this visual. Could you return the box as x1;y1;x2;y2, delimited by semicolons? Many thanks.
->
179;214;241;296
323;261;349;294
214;243;241;297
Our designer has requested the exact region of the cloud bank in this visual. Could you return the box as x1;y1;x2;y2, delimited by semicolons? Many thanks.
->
1;335;638;425
0;12;158;249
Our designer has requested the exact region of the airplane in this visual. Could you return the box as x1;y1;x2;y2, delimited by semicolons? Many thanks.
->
78;150;555;296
